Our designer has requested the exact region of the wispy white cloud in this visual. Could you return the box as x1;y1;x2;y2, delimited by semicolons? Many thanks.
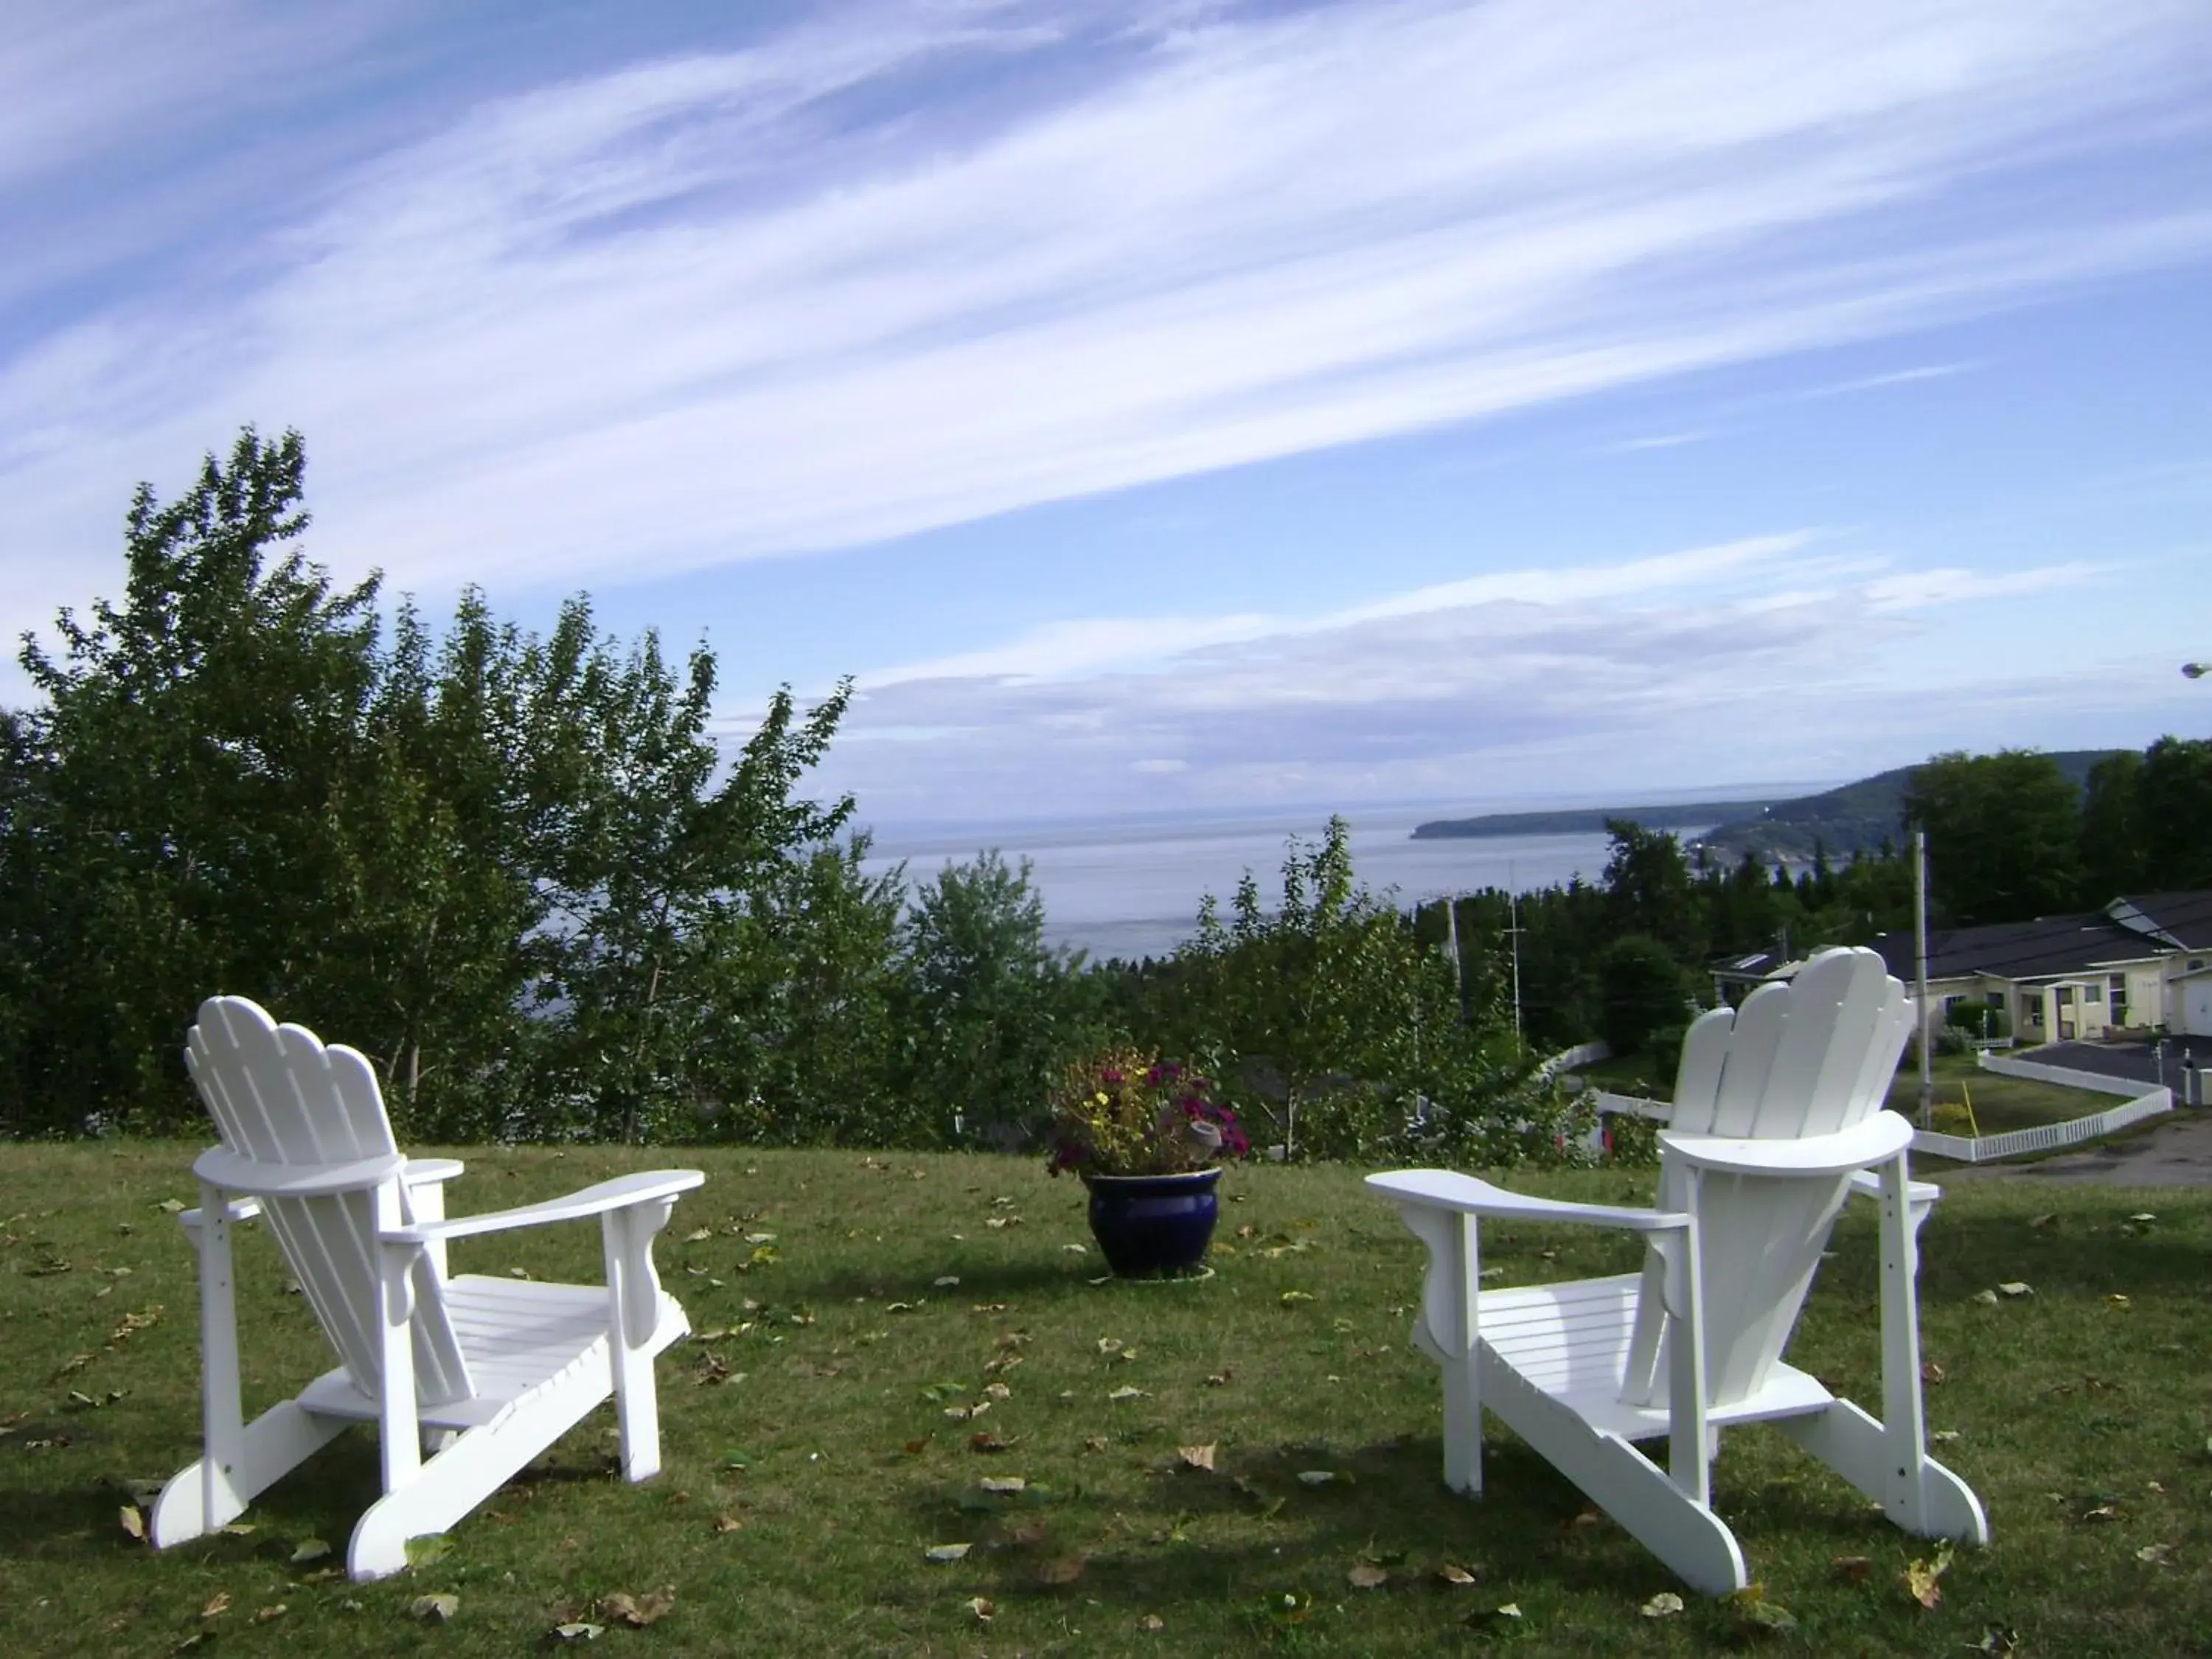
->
820;540;2121;815
4;0;2211;668
1795;362;1978;400
867;532;1814;686
1607;431;1711;453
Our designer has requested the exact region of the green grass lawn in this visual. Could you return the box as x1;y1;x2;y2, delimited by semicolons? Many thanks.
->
5;1144;2211;1656
1883;1054;2122;1136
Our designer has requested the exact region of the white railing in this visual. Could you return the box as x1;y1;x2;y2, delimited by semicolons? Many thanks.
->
1590;1089;1672;1122
1974;1049;2159;1096
1536;1040;1612;1082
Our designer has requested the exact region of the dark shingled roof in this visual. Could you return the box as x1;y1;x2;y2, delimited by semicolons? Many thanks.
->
2109;891;2212;951
1869;912;2170;984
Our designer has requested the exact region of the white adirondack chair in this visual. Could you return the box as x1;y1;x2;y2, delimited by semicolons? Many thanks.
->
1368;946;1988;1593
150;995;706;1580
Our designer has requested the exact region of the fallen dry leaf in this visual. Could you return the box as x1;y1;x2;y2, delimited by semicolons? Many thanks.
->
551;1623;604;1643
1138;1613;1165;1631
1997;1281;2033;1298
290;1538;331;1565
1833;1554;1873;1584
1921;1362;1946;1385
1348;1563;1389;1590
1436;1563;1479;1587
249;1605;286;1626
1639;1591;1683;1618
979;1476;1026;1495
2138;1543;2175;1565
713;1514;743;1533
597;1590;673;1627
1177;1444;1217;1472
970;1431;1013;1453
1204;1369;1231;1387
964;1596;995;1623
1107;1385;1149;1402
1036;1551;1091;1585
119;1504;145;1542
1905;1543;1952;1610
925;1543;972;1563
199;1593;230;1621
408;1593;459;1624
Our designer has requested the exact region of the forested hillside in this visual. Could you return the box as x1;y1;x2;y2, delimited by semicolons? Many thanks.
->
1694;750;2124;860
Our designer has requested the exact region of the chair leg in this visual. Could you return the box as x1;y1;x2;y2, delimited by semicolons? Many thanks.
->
603;1205;677;1484
1488;1363;1748;1595
150;1402;347;1546
347;1372;606;1580
1776;1401;1989;1543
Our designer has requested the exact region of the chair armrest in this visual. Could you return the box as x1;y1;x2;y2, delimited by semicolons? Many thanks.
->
180;1155;459;1229
1367;1169;1688;1233
1848;1167;1942;1206
1661;1110;1913;1178
193;1145;406;1198
381;1169;705;1245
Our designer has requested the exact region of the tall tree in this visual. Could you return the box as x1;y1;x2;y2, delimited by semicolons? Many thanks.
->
897;850;1104;1142
1902;750;2082;925
1601;819;1705;963
2136;737;2212;891
2076;748;2147;902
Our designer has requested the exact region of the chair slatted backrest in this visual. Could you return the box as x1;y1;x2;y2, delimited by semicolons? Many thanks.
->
1624;949;1913;1408
185;996;473;1408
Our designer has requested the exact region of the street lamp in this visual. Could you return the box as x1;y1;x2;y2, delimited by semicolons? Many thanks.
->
2186;663;2210;679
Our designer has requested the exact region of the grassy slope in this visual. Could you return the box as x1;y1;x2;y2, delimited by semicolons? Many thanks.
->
4;1144;2209;1657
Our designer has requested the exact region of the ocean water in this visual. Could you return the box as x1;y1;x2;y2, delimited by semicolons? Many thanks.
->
860;812;1708;961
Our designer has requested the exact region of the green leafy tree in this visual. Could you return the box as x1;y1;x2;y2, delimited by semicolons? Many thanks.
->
0;430;393;1132
1164;819;1571;1164
896;850;1107;1143
2135;737;2212;891
1597;934;1690;1056
0;430;888;1145
1602;819;1705;963
2076;749;2146;902
1903;750;2082;925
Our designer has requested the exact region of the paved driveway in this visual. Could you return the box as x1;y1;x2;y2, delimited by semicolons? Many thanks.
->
1955;1110;2212;1186
2025;1037;2210;1091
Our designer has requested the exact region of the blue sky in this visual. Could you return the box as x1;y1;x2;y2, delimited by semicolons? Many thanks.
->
6;0;2211;828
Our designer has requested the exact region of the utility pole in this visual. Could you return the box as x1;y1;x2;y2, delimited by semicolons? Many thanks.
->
1915;829;1933;1127
1443;893;1463;1010
1507;863;1526;1046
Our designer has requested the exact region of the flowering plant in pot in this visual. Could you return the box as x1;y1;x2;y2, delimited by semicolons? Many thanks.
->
1046;1047;1248;1177
1047;1047;1246;1276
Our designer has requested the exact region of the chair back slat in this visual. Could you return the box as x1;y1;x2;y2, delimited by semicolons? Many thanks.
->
1668;1005;1736;1134
185;997;472;1407
1703;981;1789;1136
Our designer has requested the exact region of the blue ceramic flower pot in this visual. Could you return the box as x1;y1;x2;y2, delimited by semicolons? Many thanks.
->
1082;1168;1222;1277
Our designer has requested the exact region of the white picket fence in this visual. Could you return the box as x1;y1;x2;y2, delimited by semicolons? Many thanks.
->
1909;1086;2172;1164
1584;1050;2174;1166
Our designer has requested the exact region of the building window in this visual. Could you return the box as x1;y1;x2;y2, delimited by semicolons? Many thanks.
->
2110;975;2128;1019
2056;986;2073;1007
2022;995;2044;1024
2084;982;2102;1002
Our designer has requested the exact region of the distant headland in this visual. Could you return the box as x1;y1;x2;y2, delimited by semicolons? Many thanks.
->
1411;748;2128;859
